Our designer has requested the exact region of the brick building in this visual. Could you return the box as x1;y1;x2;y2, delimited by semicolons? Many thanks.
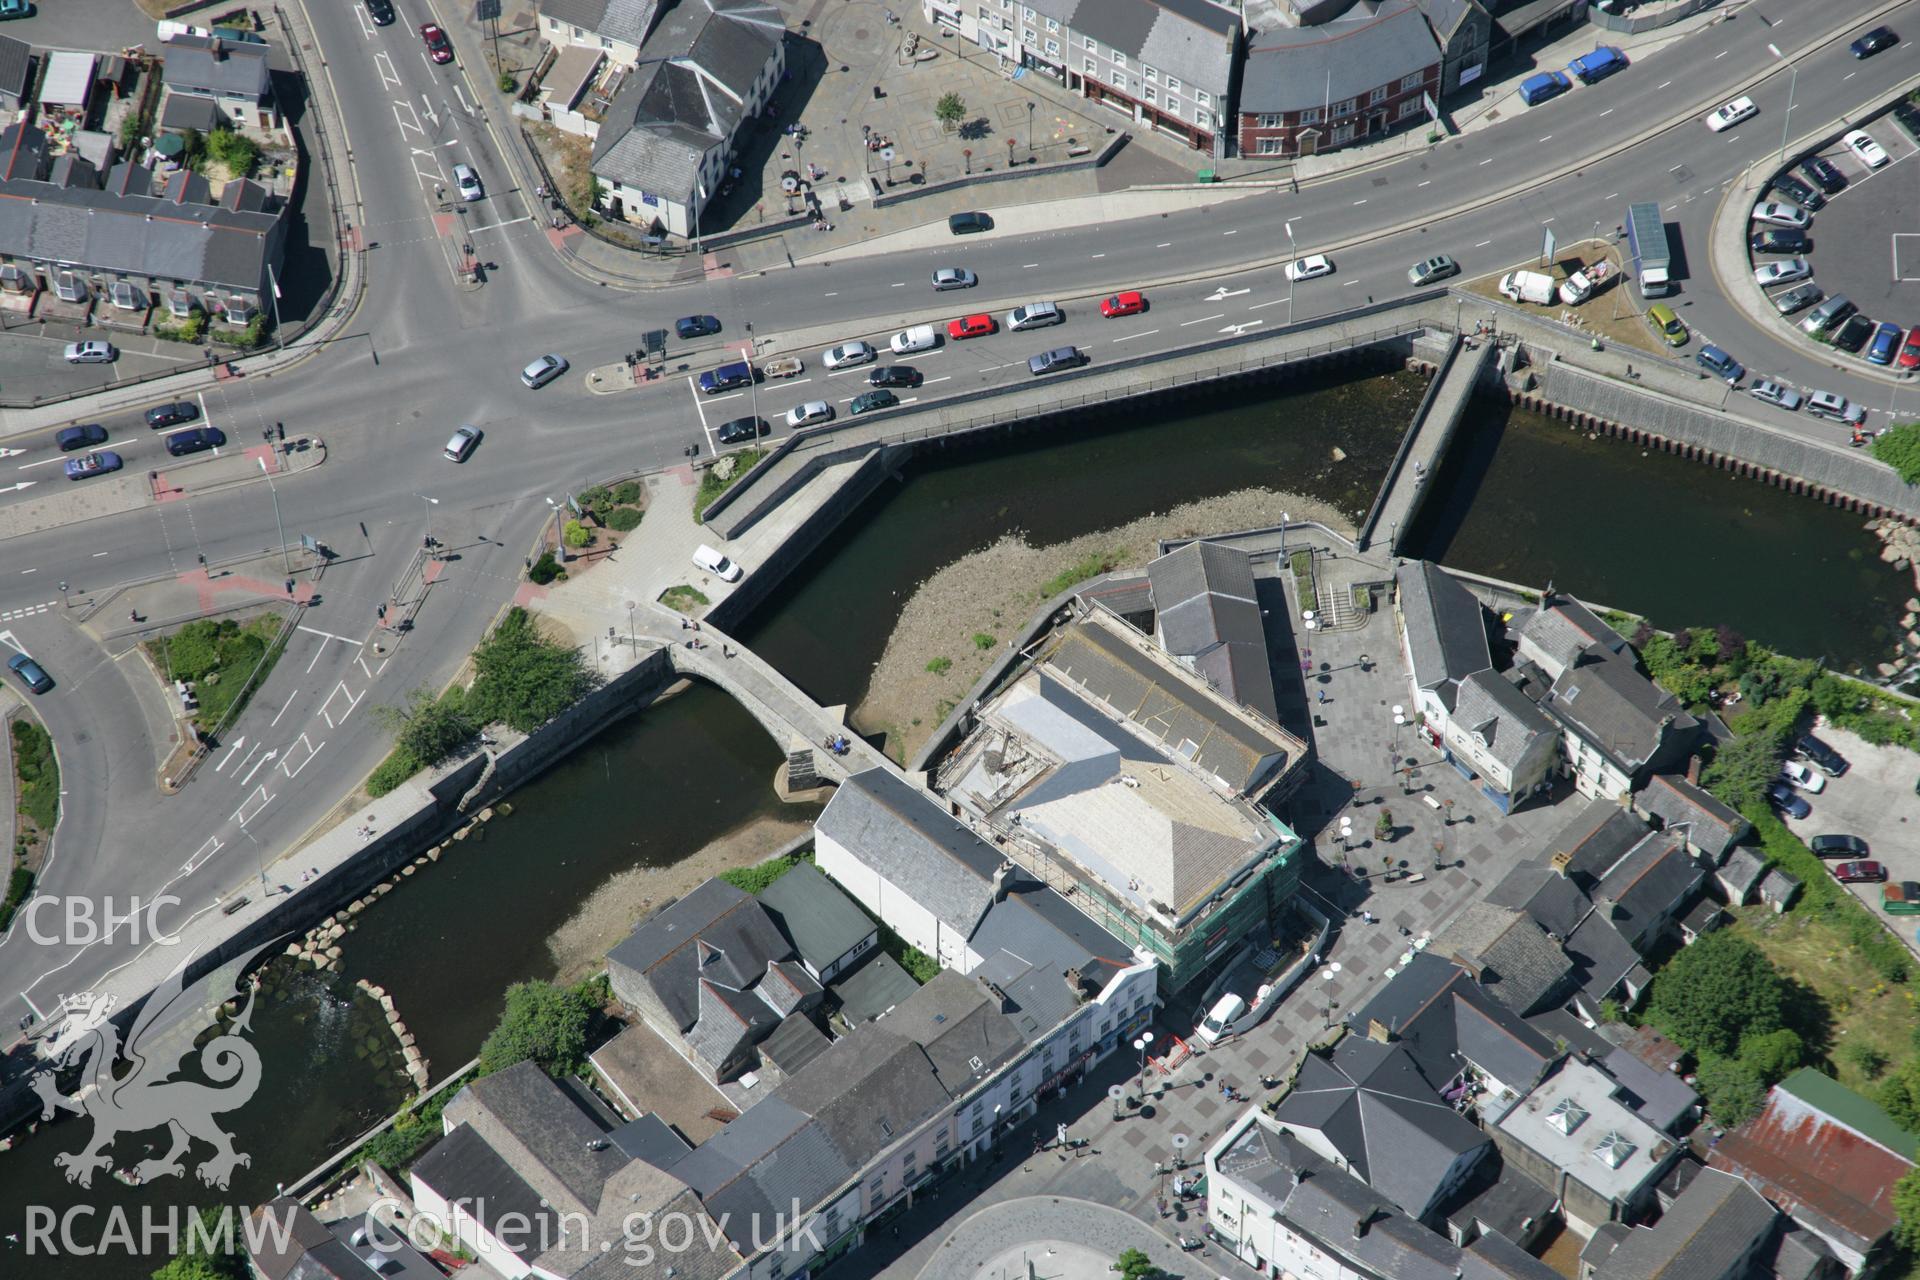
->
1238;0;1440;157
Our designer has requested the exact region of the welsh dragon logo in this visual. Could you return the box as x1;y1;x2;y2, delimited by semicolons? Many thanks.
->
29;943;275;1191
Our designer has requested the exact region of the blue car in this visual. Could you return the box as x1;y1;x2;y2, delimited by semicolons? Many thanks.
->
1696;344;1745;383
1767;782;1811;820
1867;322;1903;366
675;315;721;341
1568;47;1626;84
1519;71;1571;106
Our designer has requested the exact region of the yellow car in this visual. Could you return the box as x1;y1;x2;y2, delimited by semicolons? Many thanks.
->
1646;303;1688;348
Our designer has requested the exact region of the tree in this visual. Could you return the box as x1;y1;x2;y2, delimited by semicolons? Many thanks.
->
1115;1248;1159;1280
1737;1027;1804;1087
1695;1054;1767;1126
1375;809;1394;842
150;1209;244;1280
1700;730;1790;808
1871;421;1920;484
1713;624;1746;665
478;980;592;1077
374;687;476;769
1879;1058;1920;1132
1673;628;1694;655
465;607;597;732
1646;932;1785;1059
1893;1167;1920;1251
935;92;967;132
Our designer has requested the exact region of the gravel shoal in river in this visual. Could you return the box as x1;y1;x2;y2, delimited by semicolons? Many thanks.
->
856;486;1351;765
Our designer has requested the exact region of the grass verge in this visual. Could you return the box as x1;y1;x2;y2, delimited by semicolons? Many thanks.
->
659;585;710;614
12;718;57;834
145;614;289;734
694;449;765;521
1039;548;1124;599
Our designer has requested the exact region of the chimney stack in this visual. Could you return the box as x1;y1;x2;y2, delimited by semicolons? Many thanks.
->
992;861;1015;903
1550;850;1574;878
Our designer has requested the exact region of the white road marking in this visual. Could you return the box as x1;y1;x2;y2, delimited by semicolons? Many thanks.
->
1222;229;1238;235
239;750;278;788
269;694;297;727
1658;80;1672;89
1599;108;1614;118
1352;198;1368;206
1417;180;1431;188
1155;242;1171;248
212;737;248;773
1248;299;1287;311
1479;158;1493;166
182;836;222;874
922;375;952;384
1715;50;1728;59
16;457;65;470
823;291;838;297
280;733;325;779
298;624;360;644
1023;262;1040;268
465;216;534;235
891;281;906;287
1180;313;1226;326
1541;217;1555;224
91;551;108;557
1112;329;1159;342
374;52;401;90
1090;252;1106;258
233;784;273;827
688;377;711;434
1474;239;1492;247
1538;136;1552;143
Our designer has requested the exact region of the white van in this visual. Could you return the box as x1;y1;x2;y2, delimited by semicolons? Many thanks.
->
890;324;938;354
691;544;743;583
1196;992;1246;1046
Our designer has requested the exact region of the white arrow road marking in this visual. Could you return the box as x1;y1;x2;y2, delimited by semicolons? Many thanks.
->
239;749;278;788
1206;287;1251;301
212;736;247;773
0;448;23;459
0;481;37;492
1220;321;1267;336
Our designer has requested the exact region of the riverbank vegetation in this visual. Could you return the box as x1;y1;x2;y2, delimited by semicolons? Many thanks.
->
1872;422;1920;484
478;975;608;1078
356;1068;478;1173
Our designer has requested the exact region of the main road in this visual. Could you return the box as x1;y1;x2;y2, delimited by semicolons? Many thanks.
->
0;0;1910;1045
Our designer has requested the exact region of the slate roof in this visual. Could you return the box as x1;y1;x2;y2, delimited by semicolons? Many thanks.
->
1147;540;1279;722
1759;869;1800;908
452;1061;629;1212
245;1198;337;1280
967;882;1131;1042
1349;953;1558;1097
1274;1037;1491;1219
591;0;783;200
541;0;660;47
1454;669;1557;775
1543;798;1651;893
1600;1046;1699;1134
816;768;1001;935
757;861;874;975
1395;560;1492;713
1563;909;1643;1002
1434;902;1573;1016
1439;1161;1558;1248
830;951;920;1023
161;92;223;133
1486;860;1592;939
1718;847;1767;903
1242;0;1441;115
610;1112;692;1167
1592;1168;1776;1280
1039;0;1240;95
774;1028;954;1159
877;969;1026;1093
1594;832;1701;947
1517;594;1629;678
1765;1223;1839;1280
1410;0;1481;39
756;1010;831;1075
0;123;282;294
1462;1227;1563;1280
666;1094;850;1254
605;876;801;1034
0;34;32;102
162;33;271;100
411;1123;562;1249
1541;649;1698;778
1637;774;1749;862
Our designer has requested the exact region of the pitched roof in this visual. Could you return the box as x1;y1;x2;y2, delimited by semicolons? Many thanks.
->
245;1199;337;1280
1454;669;1557;772
452;1061;630;1213
774;1028;953;1158
0;34;31;100
1486;860;1592;939
539;0;659;46
1718;847;1767;900
876;968;1026;1092
1563;908;1642;1001
1592;1168;1776;1280
1461;1227;1564;1280
1243;0;1439;115
605;877;801;1036
1395;560;1492;711
162;33;272;100
410;1123;562;1248
1593;832;1702;945
1408;0;1482;39
830;951;920;1023
1349;952;1557;1097
1052;0;1240;94
1599;1046;1699;1134
1637;774;1748;861
757;860;874;974
665;1095;850;1254
1542;650;1698;777
1434;902;1573;1016
967;881;1131;1041
815;769;1000;934
1543;798;1650;892
1517;594;1629;677
1147;540;1279;722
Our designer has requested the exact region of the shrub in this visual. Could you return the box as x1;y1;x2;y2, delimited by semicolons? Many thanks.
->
497;72;517;94
606;506;643;532
1840;1040;1890;1079
1738;1027;1804;1087
925;656;952;675
478;979;594;1077
1040;549;1122;599
719;851;811;895
527;552;561;585
972;633;995;650
204;125;258;177
1872;421;1920;484
610;481;641;505
357;1070;474;1173
373;687;474;771
12;719;59;834
464;607;596;732
0;868;34;933
165;620;226;682
365;747;422;798
562;519;592;549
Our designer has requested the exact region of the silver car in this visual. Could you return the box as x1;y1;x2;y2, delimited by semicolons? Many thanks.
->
1747;379;1802;411
63;340;115;364
1407;255;1459;286
520;353;568;388
1753;257;1810;287
931;267;976;291
1751;201;1810;229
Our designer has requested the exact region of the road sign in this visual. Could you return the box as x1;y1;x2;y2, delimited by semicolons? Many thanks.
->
474;0;500;18
1542;226;1556;266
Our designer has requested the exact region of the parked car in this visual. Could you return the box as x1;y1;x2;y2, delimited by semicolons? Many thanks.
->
1518;70;1571;106
691;544;742;583
1707;97;1758;132
849;389;898;416
1100;290;1146;318
867;365;920;389
1646;303;1689;346
1801;294;1856;334
364;0;395;24
5;653;51;694
1804;390;1867;425
419;22;453;63
54;424;108;451
1851;26;1897;57
1407;255;1458;285
442;425;480;462
1900;326;1920;371
675;314;721;340
1695;344;1744;382
947;211;992;235
0;0;33;17
946;314;995;341
1286;254;1334;281
165;426;226;457
452;164;483;201
1028;346;1087;376
697;361;754;395
1798;735;1850;776
1809;833;1868;859
715;417;767;445
1751;201;1810;229
520;353;568;388
64;340;115;364
931;267;976;291
1750;229;1810;255
1834;860;1887;884
1747;379;1801;410
1801;154;1847;194
145;401;199;429
1771;282;1823;316
1781;760;1827;793
1868;321;1904;366
64;450;123;481
1769;173;1824;212
1844;129;1890;168
1766;782;1811;819
1834;313;1876;353
1567;46;1626;84
784;400;833;428
1006;301;1062;332
1753;257;1810;287
822;341;876;369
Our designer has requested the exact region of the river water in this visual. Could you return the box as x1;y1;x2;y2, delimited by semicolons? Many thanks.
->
1;364;1904;1276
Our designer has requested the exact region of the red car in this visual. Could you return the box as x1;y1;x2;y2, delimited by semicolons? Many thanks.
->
1835;860;1887;884
1101;290;1146;318
947;313;995;340
420;23;454;63
1899;326;1920;370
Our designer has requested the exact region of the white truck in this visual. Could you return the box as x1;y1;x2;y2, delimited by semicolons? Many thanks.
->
1558;260;1612;305
1499;270;1558;305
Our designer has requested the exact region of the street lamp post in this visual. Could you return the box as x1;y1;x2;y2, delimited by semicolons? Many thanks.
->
1027;100;1036;161
1132;1030;1155;1101
1768;44;1797;175
259;458;289;572
415;493;440;556
58;579;69;608
1284;219;1298;325
1320;962;1342;1028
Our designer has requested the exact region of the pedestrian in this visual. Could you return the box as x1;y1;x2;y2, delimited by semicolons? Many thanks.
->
1317;689;1327;705
680;617;689;630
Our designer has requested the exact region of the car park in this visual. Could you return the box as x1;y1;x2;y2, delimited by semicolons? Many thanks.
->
1801;294;1855;334
1646;304;1688;346
1868;321;1904;366
822;341;876;368
1900;327;1920;370
1801;155;1847;194
1851;26;1897;57
1695;345;1744;382
165;426;226;457
948;211;992;235
54;424;108;451
784;401;833;428
1750;229;1809;255
1286;254;1334;281
931;268;976;291
697;361;754;394
1753;258;1810;287
1809;832;1867;858
64;340;115;364
1407;255;1458;285
431;426;477;463
947;314;995;340
146;401;199;429
1798;735;1850;775
1843;130;1889;168
1769;173;1824;212
849;389;898;416
1835;860;1887;884
716;417;767;445
452;164;483;201
675;315;721;340
1751;201;1809;229
521;354;568;388
1028;346;1087;376
420;22;453;62
1101;290;1146;318
1518;71;1570;106
365;0;394;23
1771;282;1822;316
1767;782;1811;819
1747;379;1801;411
1568;46;1625;84
1707;97;1758;132
6;653;51;694
867;365;920;389
1804;390;1867;425
1781;760;1826;792
1006;301;1062;331
64;450;122;481
1834;313;1876;353
691;544;742;583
